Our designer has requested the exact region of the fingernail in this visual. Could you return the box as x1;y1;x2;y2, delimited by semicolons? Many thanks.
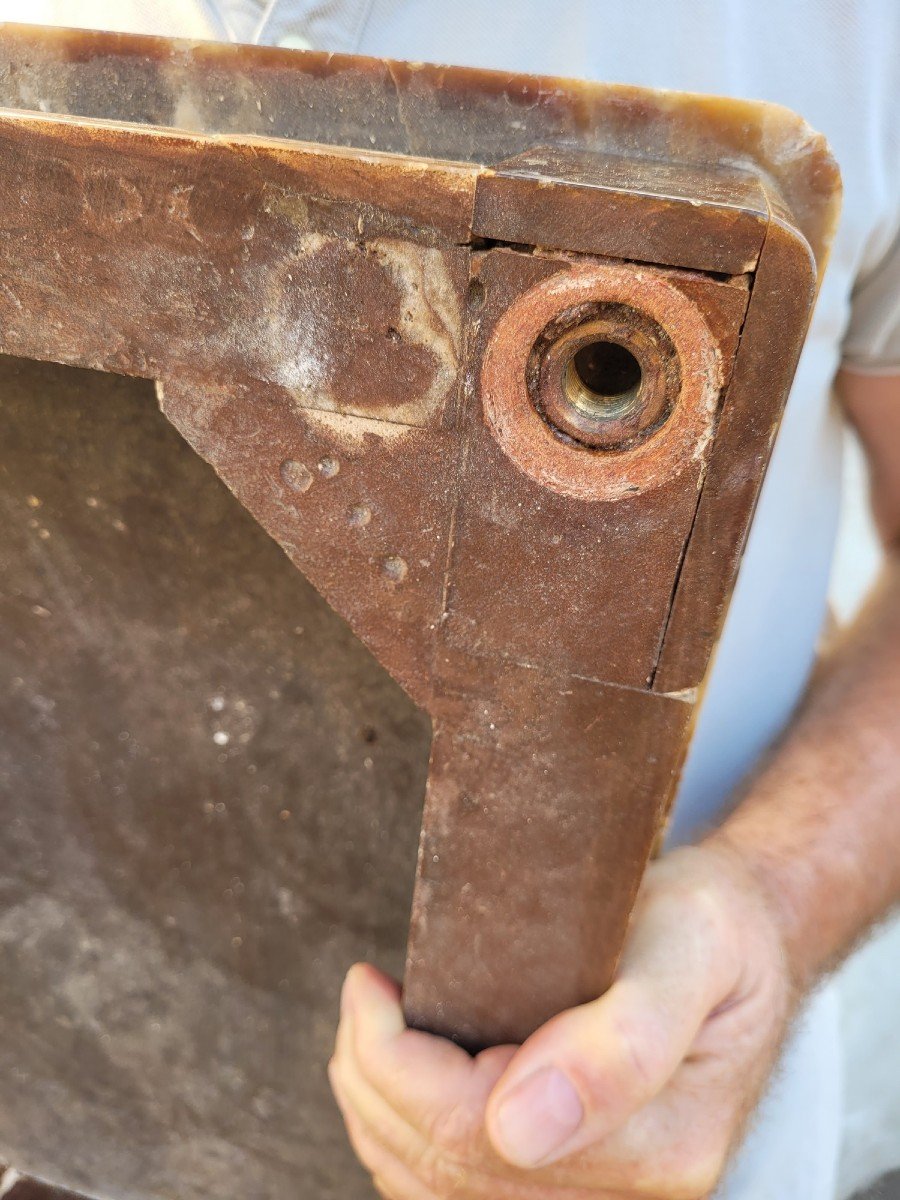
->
493;1066;584;1167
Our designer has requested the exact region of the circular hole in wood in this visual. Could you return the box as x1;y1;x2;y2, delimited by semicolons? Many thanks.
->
565;340;644;421
530;304;679;451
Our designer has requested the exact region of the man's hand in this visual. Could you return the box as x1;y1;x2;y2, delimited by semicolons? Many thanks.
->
329;840;795;1199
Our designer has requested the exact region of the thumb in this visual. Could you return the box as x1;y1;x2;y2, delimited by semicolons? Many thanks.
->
485;864;739;1168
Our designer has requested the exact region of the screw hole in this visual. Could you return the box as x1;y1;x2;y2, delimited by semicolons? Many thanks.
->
567;341;642;418
529;304;678;450
467;277;486;312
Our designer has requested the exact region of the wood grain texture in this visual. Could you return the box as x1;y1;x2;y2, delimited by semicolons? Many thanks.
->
473;147;768;274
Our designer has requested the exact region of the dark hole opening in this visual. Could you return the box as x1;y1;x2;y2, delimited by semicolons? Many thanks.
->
572;341;642;400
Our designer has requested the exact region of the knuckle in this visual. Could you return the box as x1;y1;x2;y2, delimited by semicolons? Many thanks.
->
647;851;728;932
673;876;726;941
412;1141;470;1197
676;1152;727;1200
641;1140;728;1199
425;1100;476;1152
343;1118;379;1173
664;879;738;988
326;1057;346;1103
612;1010;669;1102
352;1033;383;1082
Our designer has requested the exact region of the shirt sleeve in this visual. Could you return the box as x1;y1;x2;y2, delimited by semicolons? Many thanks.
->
841;222;900;375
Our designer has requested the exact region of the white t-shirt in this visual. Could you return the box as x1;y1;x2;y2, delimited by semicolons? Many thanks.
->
7;3;899;1195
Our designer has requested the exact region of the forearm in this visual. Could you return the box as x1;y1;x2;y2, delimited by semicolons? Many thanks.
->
710;547;900;991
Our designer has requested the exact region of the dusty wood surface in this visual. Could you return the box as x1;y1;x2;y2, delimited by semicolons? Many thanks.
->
0;357;405;1198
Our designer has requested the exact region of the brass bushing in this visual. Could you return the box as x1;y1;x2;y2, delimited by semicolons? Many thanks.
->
530;303;680;450
481;262;723;502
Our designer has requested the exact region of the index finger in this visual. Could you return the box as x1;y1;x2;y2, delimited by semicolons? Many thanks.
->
341;963;516;1141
